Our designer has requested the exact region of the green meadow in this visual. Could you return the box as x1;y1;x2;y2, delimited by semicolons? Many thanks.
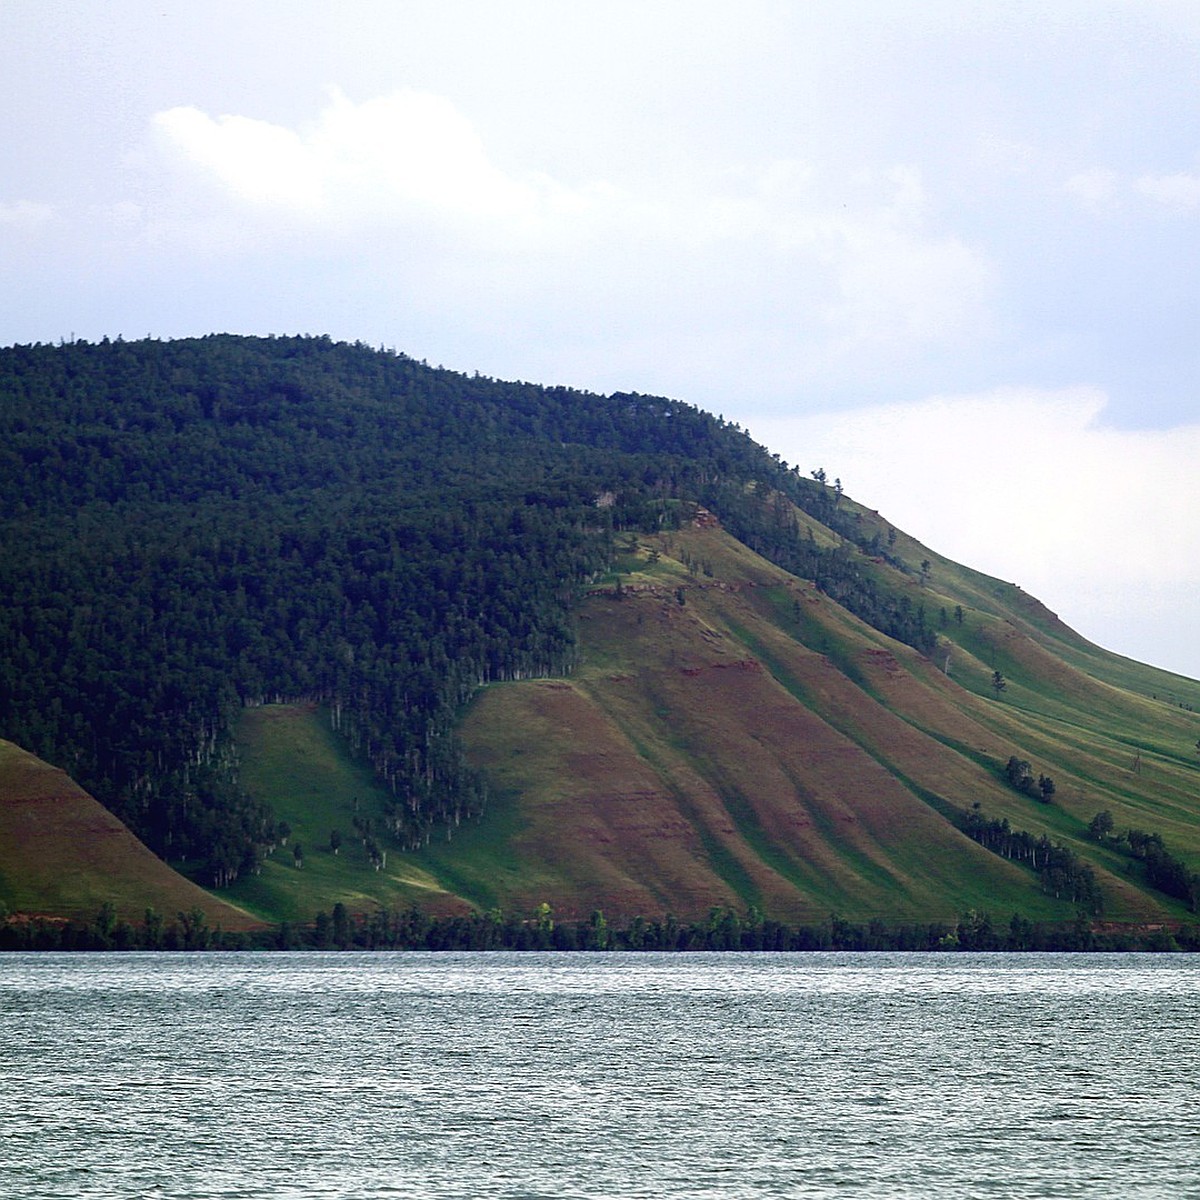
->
226;705;461;922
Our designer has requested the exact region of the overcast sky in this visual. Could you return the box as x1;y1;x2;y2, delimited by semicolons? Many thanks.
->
5;1;1200;677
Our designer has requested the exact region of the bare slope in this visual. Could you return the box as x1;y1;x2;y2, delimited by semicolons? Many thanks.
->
0;739;262;929
453;517;1200;924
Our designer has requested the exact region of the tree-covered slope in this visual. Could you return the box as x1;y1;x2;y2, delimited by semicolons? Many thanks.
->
2;334;900;889
2;334;1198;930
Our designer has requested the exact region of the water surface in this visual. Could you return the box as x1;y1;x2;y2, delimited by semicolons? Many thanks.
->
1;952;1196;1198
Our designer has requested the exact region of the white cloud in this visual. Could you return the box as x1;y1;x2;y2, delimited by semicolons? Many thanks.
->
314;90;535;222
751;389;1200;677
154;106;325;211
1135;172;1200;213
152;89;565;232
145;90;993;371
671;162;992;351
1062;167;1200;217
0;199;54;227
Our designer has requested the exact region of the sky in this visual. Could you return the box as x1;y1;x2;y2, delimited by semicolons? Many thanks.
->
4;1;1200;677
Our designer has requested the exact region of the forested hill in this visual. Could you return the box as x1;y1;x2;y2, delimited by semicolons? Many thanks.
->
1;334;923;889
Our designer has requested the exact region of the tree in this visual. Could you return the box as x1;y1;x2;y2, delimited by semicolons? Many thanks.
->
293;841;304;868
142;907;164;950
1038;774;1056;803
178;907;210;950
1005;756;1034;793
1088;810;1114;841
992;670;1007;699
92;901;118;948
332;901;351;949
329;828;342;855
313;910;333;948
956;909;996;951
534;902;554;948
585;909;610;950
1007;912;1034;950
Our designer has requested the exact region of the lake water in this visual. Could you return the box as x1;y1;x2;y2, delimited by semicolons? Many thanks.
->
1;952;1197;1198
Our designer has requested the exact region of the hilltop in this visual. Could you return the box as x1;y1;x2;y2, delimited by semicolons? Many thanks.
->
2;334;1199;937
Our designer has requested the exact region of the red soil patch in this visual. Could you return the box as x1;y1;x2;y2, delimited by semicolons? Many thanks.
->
0;740;262;928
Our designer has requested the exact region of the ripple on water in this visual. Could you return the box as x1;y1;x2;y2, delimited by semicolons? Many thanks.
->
1;951;1197;1199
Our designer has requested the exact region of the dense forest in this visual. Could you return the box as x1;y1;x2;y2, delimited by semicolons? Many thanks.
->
1;335;935;886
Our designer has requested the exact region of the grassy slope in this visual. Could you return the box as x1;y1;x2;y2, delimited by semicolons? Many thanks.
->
445;514;1200;925
224;704;470;922
224;511;1200;927
0;739;261;929
875;507;1200;848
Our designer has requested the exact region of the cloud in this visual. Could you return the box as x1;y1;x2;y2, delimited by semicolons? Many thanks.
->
154;106;325;211
144;89;993;378
750;389;1200;676
1061;167;1200;216
0;199;54;228
1135;172;1200;213
152;89;569;232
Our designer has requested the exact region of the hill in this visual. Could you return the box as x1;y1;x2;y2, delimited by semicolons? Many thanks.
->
449;518;1200;925
0;739;261;935
2;334;1199;936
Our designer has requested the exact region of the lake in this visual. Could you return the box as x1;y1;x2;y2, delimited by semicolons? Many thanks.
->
1;952;1197;1198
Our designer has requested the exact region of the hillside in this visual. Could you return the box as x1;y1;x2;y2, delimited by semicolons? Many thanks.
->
0;739;260;934
2;334;1199;935
449;518;1200;924
221;507;1200;930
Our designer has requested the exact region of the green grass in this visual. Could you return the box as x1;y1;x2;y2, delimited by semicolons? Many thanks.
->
404;778;543;912
226;705;462;922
